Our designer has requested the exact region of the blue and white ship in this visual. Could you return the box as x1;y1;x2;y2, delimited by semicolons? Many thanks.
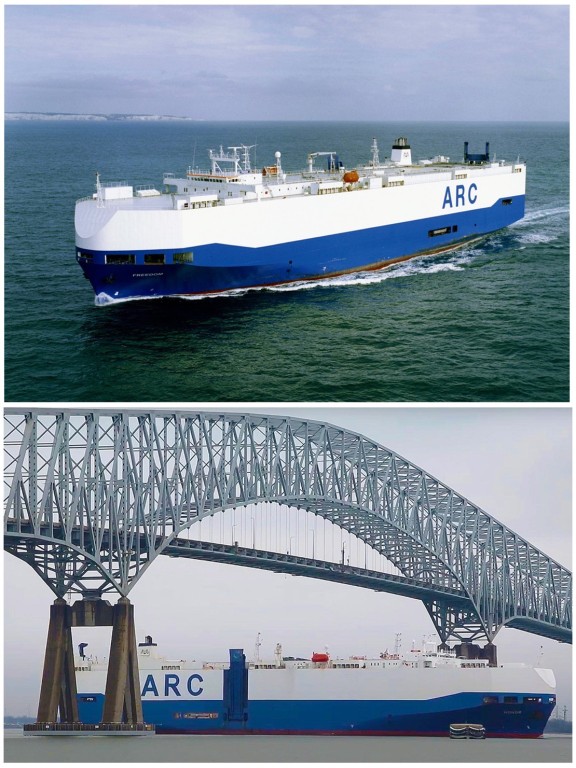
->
75;137;526;304
75;635;556;737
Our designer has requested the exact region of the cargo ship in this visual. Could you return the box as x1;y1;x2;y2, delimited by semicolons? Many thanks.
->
75;137;526;304
74;635;556;737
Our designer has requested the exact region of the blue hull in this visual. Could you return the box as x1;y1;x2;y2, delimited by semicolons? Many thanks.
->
77;691;553;738
76;196;524;303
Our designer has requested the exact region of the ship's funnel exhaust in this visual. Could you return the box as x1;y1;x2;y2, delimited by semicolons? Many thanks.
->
391;137;412;165
464;141;490;164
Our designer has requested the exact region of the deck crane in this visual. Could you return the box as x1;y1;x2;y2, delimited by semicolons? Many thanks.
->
307;151;343;173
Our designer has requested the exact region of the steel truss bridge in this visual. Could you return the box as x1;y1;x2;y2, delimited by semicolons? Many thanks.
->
4;409;571;645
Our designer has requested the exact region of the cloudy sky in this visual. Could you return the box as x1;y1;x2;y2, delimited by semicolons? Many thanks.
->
4;4;569;121
4;407;571;718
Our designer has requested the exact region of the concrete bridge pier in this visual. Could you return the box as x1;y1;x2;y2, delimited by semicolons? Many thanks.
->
32;596;145;731
102;597;143;724
37;598;79;724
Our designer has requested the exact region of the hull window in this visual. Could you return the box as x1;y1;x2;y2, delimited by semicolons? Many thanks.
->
144;254;165;265
106;254;135;265
428;226;451;237
174;252;194;263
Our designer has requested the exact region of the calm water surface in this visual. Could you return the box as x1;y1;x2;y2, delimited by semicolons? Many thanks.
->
5;121;568;402
4;730;572;763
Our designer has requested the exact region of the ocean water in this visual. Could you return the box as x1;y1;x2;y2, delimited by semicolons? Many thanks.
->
4;731;572;764
4;121;568;402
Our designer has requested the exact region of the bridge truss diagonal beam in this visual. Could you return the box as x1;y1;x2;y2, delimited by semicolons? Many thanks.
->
4;409;572;645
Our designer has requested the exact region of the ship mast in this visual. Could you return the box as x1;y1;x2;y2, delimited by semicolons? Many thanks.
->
95;171;104;207
254;632;262;662
209;145;256;175
371;138;380;168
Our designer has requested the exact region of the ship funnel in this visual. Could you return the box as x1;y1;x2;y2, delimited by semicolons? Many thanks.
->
391;137;412;165
464;141;490;164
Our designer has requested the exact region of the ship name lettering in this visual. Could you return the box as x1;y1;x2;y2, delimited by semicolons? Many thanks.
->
442;183;478;209
141;673;204;698
142;674;159;697
165;674;181;697
187;674;204;696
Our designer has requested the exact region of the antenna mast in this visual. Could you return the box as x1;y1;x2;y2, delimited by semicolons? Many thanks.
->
95;171;104;207
254;632;262;662
371;138;380;167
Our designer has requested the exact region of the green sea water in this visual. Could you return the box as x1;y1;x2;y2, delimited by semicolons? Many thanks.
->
4;121;569;402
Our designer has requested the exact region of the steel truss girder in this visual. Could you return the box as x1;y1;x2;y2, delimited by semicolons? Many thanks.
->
4;409;572;644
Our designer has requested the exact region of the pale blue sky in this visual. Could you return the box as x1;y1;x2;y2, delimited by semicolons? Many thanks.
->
4;4;569;120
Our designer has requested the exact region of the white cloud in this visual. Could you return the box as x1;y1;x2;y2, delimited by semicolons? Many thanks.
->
4;5;569;120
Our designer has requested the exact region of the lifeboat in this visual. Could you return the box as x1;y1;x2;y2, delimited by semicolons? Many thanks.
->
311;652;329;663
342;170;359;184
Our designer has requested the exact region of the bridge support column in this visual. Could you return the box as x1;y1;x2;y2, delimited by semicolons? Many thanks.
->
37;598;79;724
35;596;144;728
102;597;143;724
482;642;497;667
27;597;150;735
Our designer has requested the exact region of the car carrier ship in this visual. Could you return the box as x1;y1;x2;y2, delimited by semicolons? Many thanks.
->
75;137;526;304
74;635;556;737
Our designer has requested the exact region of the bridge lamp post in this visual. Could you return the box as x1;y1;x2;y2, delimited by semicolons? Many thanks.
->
309;529;315;560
